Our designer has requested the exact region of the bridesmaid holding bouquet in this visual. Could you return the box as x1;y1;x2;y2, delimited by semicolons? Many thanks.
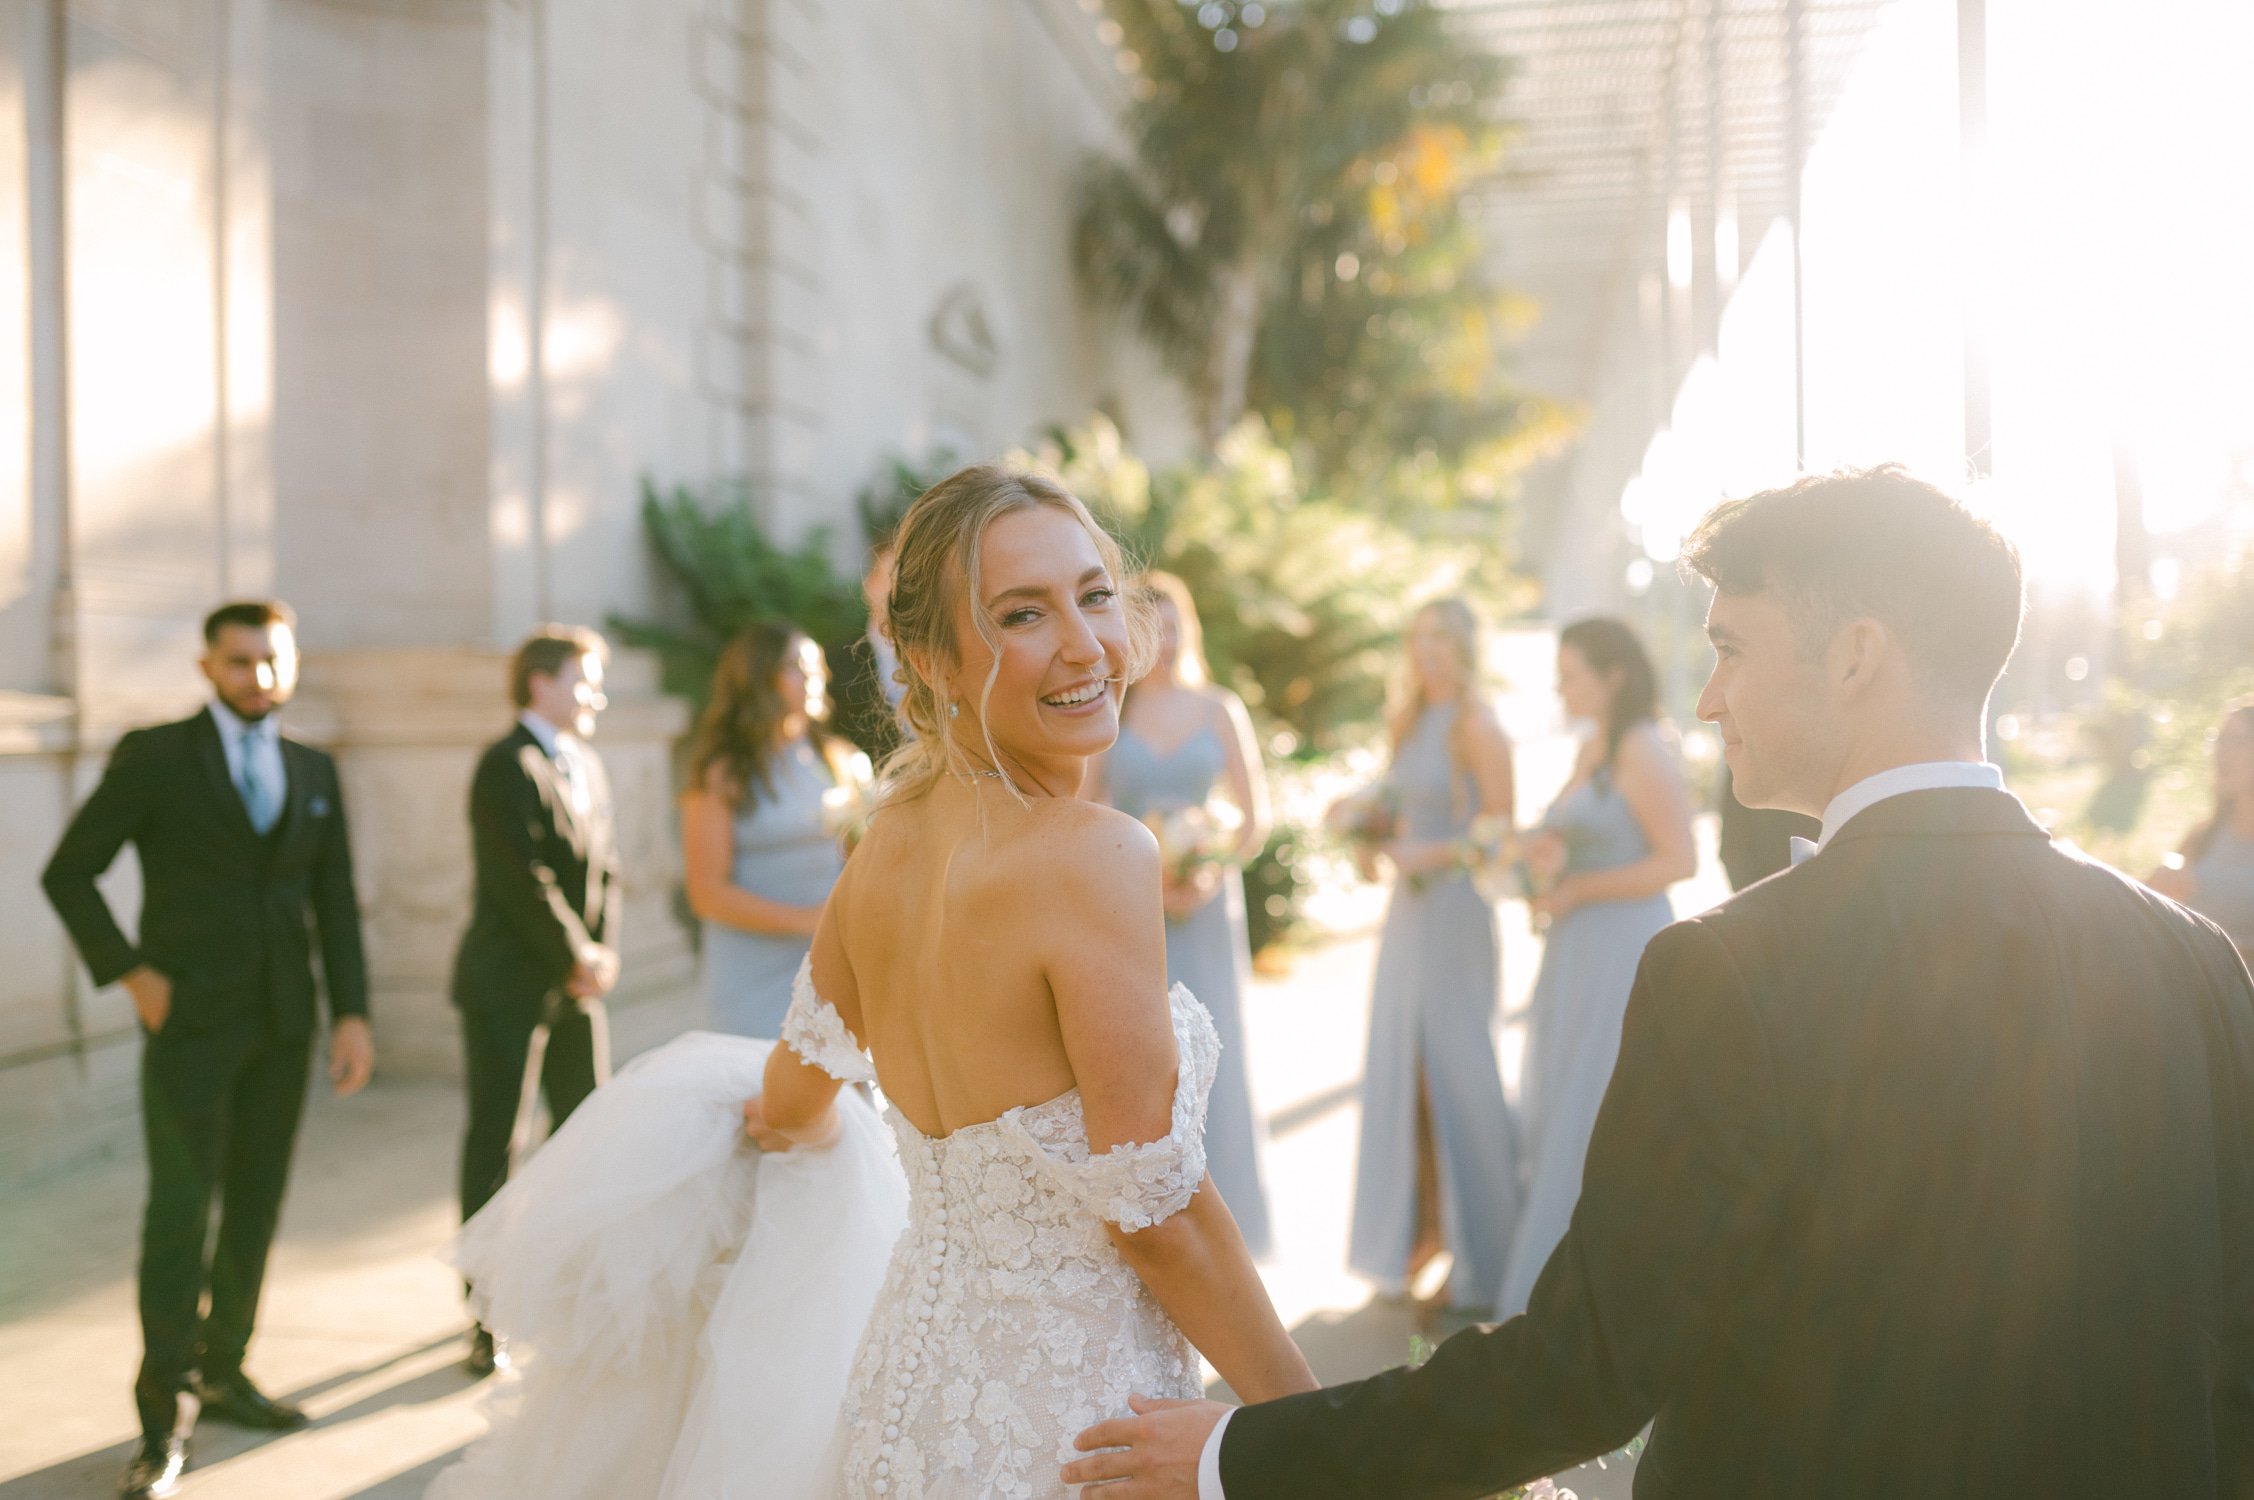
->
1342;598;1521;1312
1498;616;1695;1315
1097;571;1277;1258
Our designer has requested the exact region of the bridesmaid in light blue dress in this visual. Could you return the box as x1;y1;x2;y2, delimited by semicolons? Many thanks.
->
680;623;853;1038
1099;572;1276;1258
1498;617;1696;1314
1345;598;1522;1311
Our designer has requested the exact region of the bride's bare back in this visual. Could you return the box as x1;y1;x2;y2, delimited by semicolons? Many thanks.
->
820;771;1190;1145
814;775;1166;1140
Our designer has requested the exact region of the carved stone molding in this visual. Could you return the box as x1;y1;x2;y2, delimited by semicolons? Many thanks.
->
0;693;74;756
929;282;1002;379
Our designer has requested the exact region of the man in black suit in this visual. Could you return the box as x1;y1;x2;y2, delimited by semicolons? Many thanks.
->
43;600;373;1500
1071;467;2254;1498
452;625;621;1375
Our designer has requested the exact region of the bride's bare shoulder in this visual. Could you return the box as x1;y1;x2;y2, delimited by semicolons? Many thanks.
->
1014;799;1162;905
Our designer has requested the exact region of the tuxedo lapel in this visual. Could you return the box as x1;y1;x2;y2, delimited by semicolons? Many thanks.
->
514;724;586;852
194;708;262;856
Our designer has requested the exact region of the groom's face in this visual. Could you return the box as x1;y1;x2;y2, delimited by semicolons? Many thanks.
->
1698;589;1838;816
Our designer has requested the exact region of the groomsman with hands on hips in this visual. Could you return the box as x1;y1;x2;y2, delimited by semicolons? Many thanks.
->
42;599;373;1500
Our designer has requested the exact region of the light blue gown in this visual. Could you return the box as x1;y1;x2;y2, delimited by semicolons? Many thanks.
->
1347;703;1519;1309
1106;719;1276;1259
701;738;844;1038
1497;767;1674;1313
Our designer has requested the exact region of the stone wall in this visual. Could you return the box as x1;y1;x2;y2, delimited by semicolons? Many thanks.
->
0;0;1168;1182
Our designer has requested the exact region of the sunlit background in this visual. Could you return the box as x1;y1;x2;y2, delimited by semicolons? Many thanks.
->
1614;0;2254;594
1455;0;2254;872
4;5;2254;1494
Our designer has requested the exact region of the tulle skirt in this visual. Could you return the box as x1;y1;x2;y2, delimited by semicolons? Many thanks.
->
428;1031;909;1500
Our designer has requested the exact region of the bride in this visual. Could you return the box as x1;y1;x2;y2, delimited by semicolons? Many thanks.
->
432;464;1316;1499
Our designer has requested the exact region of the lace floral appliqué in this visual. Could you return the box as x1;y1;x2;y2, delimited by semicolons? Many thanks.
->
835;982;1220;1499
1007;983;1219;1231
780;958;877;1084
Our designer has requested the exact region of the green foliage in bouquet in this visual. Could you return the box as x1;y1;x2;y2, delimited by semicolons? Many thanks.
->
1243;823;1312;958
608;478;895;757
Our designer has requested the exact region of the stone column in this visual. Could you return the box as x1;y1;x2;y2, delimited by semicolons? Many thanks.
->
294;645;695;1081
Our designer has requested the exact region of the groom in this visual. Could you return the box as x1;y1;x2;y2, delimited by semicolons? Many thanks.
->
1069;467;2254;1498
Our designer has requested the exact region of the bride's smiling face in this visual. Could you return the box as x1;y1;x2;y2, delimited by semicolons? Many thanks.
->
945;504;1129;771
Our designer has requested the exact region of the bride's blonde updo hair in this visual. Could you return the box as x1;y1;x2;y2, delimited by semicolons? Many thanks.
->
879;463;1157;802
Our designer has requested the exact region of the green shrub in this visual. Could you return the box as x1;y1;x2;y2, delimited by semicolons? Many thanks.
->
1021;416;1469;756
607;477;892;757
2034;548;2254;874
857;451;960;549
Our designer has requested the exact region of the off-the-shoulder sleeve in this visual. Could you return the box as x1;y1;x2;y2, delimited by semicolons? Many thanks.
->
1014;984;1221;1231
779;957;877;1084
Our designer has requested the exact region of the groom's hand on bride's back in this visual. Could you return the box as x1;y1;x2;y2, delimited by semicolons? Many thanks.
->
1063;1394;1228;1497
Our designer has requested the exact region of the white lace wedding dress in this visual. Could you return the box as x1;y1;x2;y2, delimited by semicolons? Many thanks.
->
432;959;1220;1500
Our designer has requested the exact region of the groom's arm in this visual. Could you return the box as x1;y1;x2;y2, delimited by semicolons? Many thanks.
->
1220;919;1786;1500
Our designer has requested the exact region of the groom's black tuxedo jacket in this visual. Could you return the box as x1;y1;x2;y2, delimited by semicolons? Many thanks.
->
41;708;368;1032
1224;788;2254;1499
449;722;619;1026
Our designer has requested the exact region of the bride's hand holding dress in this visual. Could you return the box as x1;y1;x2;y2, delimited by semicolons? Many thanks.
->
741;1088;835;1152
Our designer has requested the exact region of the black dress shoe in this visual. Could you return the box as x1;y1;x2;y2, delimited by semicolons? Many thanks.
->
465;1324;511;1378
120;1432;187;1498
190;1368;308;1430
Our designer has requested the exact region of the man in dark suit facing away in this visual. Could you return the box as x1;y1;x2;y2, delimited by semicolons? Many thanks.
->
43;600;373;1500
1073;468;2254;1499
452;625;621;1376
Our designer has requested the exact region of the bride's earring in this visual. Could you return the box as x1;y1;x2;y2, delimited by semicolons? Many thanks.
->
949;701;960;720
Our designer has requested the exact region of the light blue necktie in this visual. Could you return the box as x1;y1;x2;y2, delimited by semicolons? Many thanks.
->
238;726;282;835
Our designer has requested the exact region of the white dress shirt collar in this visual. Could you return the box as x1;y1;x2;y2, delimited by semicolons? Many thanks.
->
209;696;273;746
1816;760;2005;849
519;710;565;758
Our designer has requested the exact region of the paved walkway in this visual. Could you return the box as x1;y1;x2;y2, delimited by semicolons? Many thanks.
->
0;883;1692;1498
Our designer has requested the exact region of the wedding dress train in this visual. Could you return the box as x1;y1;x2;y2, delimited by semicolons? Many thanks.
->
432;959;1220;1499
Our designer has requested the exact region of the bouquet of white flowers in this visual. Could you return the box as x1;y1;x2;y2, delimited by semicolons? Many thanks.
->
1140;794;1245;886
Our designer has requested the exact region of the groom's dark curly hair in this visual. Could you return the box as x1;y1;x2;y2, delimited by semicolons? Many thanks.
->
1682;465;2025;702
